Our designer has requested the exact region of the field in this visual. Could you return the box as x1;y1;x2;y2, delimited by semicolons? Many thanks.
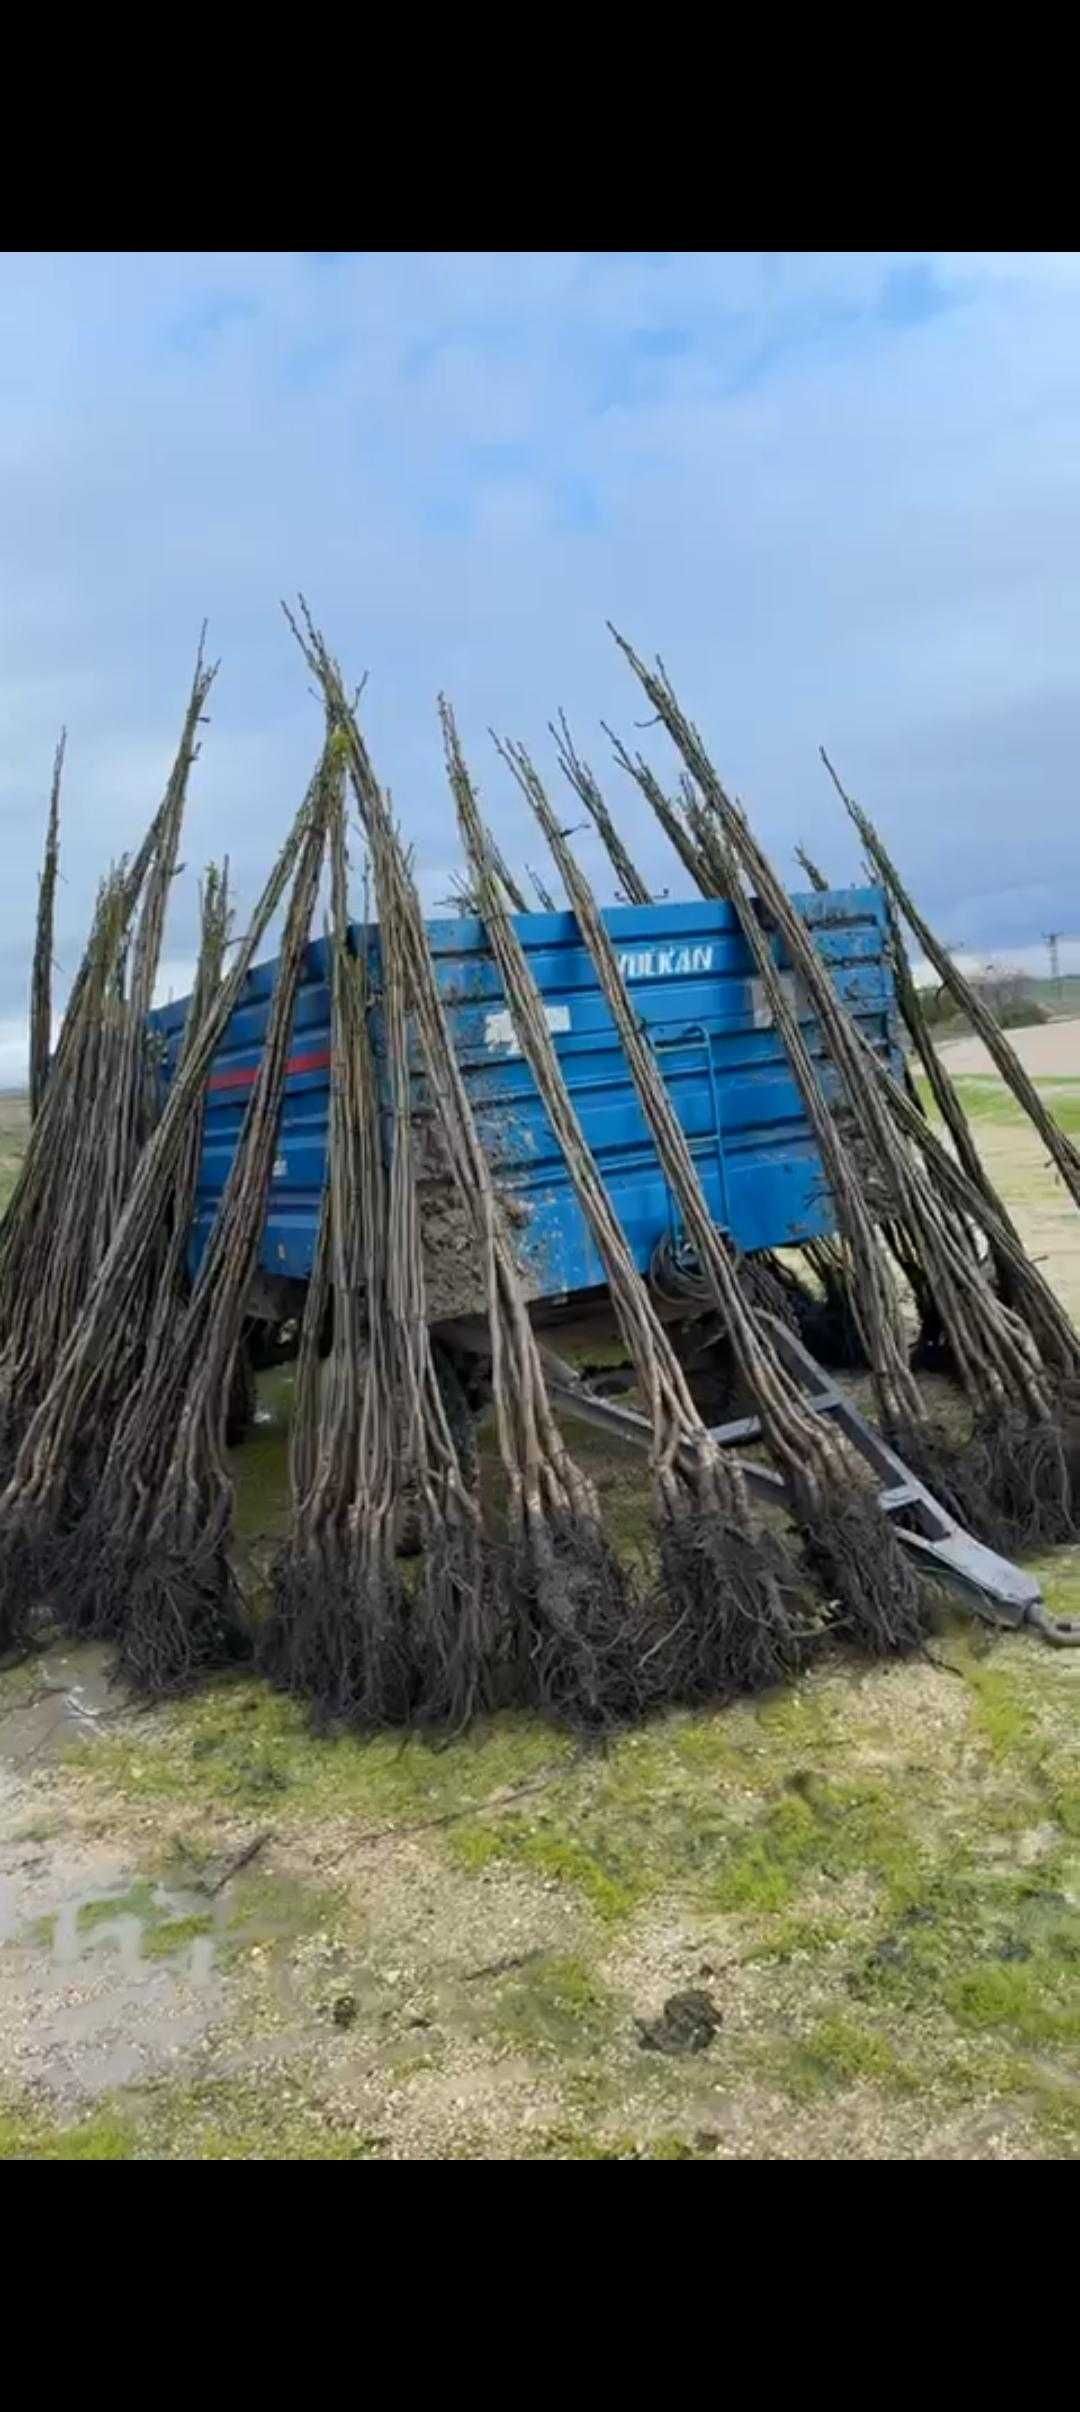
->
0;1095;28;1215
938;1014;1080;1087
1;1075;1079;2160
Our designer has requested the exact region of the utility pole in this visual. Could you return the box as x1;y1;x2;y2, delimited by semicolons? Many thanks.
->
1044;931;1063;999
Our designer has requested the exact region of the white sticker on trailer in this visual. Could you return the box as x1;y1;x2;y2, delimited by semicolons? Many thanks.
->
617;944;714;981
484;1003;571;1055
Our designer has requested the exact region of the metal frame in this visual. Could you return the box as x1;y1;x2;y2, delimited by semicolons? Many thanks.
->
523;1313;1079;1647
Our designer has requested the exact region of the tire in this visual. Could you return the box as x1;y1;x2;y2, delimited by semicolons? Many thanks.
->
670;1314;741;1426
433;1344;479;1495
225;1334;259;1447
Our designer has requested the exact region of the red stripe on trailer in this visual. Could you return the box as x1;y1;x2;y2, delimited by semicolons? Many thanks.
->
207;1045;332;1094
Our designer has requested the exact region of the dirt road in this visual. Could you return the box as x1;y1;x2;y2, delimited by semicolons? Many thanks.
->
938;1017;1080;1079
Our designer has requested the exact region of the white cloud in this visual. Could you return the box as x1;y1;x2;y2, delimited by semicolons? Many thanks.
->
0;1019;29;1088
3;249;1080;1086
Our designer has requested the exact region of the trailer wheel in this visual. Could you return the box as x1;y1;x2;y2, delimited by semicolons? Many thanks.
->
669;1315;741;1426
434;1344;479;1493
225;1333;259;1447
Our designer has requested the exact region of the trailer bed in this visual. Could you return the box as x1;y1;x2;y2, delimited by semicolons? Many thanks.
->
152;886;903;1310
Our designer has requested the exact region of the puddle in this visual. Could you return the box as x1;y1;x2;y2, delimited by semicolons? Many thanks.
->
2;1870;220;1978
0;1848;317;1979
0;1626;322;2107
0;1642;117;1773
0;1829;318;2105
0;1847;230;2102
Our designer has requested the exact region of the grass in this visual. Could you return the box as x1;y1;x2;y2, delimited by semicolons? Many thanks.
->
0;2071;375;2162
448;1683;935;1926
69;1679;575;1826
18;1622;1080;2155
490;1953;617;2055
9;1064;1080;2158
916;1072;1080;1136
141;1914;214;1959
76;1879;159;1932
0;1092;27;1214
759;2015;917;2102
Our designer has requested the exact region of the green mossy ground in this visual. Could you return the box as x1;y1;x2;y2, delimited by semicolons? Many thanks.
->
3;1076;1079;2158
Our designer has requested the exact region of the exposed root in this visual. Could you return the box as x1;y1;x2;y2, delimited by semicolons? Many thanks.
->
977;1407;1079;1551
408;1521;504;1735
261;1521;500;1740
0;1514;59;1657
800;1493;931;1657
259;1538;411;1732
53;1516;139;1643
113;1541;252;1698
508;1511;649;1737
39;1457;144;1640
887;1416;1044;1558
0;1448;112;1647
653;1510;814;1703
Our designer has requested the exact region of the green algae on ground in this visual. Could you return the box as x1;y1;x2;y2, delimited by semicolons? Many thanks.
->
0;2071;374;2162
0;2098;134;2161
68;1681;574;1827
140;1914;214;1960
76;1879;160;1933
450;1686;930;1923
489;1953;618;2056
68;1878;219;1966
756;2014;918;2103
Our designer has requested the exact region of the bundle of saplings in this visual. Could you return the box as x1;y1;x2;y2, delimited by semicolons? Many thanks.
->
590;717;869;1369
103;741;336;1693
259;791;417;1729
829;761;1080;1213
611;633;1080;1555
297;608;646;1734
0;649;213;1505
448;700;813;1700
61;863;232;1637
0;770;313;1659
506;730;931;1658
29;730;64;1123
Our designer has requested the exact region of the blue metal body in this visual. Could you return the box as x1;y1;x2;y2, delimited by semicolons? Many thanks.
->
151;888;902;1312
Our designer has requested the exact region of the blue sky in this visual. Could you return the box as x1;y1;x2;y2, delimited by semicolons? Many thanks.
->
3;249;1080;1078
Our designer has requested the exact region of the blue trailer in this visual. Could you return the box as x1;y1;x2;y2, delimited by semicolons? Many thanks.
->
159;886;902;1303
151;884;1067;1640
